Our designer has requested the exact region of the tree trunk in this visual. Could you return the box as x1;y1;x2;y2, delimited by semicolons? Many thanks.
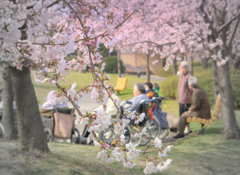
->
187;56;194;75
10;67;49;153
233;56;240;69
160;58;166;68
172;58;178;74
201;58;208;69
117;49;121;77
216;62;240;139
212;60;220;101
146;53;150;82
2;65;17;140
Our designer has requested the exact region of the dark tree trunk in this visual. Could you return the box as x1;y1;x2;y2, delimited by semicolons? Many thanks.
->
233;57;240;69
117;49;121;77
160;58;166;68
10;67;49;153
187;56;194;75
146;53;150;82
212;61;220;101
2;65;17;140
172;58;178;74
201;58;208;69
216;62;240;139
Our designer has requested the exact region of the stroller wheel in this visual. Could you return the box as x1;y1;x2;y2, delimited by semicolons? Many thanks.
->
71;128;80;144
44;128;53;142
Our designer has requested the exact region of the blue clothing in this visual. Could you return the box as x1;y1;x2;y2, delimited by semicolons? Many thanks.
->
129;94;148;112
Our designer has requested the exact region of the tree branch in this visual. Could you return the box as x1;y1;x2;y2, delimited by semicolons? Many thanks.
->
62;0;123;113
228;16;240;49
218;13;240;34
114;9;137;29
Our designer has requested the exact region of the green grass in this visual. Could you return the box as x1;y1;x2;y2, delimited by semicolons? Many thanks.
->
162;100;179;116
2;111;240;175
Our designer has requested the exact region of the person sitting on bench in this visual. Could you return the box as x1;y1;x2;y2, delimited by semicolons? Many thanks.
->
172;76;211;138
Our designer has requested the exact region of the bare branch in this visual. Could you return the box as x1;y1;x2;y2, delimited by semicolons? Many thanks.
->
218;13;240;34
114;9;137;29
47;0;61;9
228;16;240;49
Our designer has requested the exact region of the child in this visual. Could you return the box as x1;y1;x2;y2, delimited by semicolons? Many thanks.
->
153;83;163;97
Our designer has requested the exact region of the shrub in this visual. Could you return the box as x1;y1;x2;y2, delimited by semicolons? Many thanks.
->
157;67;175;77
196;70;214;106
103;56;125;74
160;75;178;100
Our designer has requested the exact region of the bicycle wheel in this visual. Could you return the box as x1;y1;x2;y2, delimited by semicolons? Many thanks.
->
0;122;4;138
139;127;152;146
130;126;142;147
71;128;80;144
159;129;168;139
44;128;53;142
99;119;131;145
140;116;160;146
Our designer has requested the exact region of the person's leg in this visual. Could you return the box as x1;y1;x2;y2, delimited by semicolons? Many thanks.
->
174;112;189;138
170;103;185;132
177;116;187;135
179;103;185;117
184;104;191;133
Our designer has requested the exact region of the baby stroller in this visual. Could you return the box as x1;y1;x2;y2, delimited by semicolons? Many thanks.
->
40;108;80;143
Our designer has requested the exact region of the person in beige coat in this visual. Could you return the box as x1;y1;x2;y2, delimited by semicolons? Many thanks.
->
174;76;211;138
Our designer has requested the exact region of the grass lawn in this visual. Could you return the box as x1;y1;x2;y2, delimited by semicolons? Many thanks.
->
1;64;240;175
32;72;160;104
1;111;240;175
32;71;179;116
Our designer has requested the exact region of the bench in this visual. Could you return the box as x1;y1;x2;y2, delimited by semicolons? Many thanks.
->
114;77;128;94
186;94;221;133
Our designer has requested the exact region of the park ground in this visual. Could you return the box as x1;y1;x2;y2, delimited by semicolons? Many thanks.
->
1;62;240;175
1;111;240;175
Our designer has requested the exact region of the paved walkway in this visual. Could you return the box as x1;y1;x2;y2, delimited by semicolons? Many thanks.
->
141;74;166;82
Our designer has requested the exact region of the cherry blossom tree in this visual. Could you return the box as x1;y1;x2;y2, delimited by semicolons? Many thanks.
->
0;0;174;173
0;0;49;152
2;0;239;173
113;0;240;139
200;0;240;139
